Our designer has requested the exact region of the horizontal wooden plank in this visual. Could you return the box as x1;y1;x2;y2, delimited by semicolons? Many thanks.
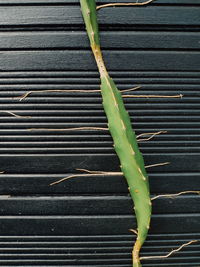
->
0;214;199;235
0;144;199;154
0;119;199;130
0;254;198;265
0;0;199;4
0;233;198;243
0;51;199;71
0;195;199;215
0;172;199;195
0;234;198;266
99;0;200;3
99;6;200;26
0;31;199;49
0;140;199;152
0;76;199;86
1;115;199;123
0;134;199;143
0;6;199;26
0;70;199;79
0;122;199;131
0;154;200;173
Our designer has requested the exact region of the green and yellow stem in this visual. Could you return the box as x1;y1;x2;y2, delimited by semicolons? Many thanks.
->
80;1;152;266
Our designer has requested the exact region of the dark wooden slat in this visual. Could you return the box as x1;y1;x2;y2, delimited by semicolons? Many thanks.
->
0;0;199;4
0;71;199;79
0;234;198;266
0;195;199;215
0;31;199;49
0;254;198;264
0;122;199;129
97;0;200;3
0;134;198;142
0;153;200;173
0;143;199;153
0;76;199;85
0;0;200;4
0;172;199;195
0;214;199;235
0;140;199;149
0;51;199;71
99;6;200;26
0;6;199;26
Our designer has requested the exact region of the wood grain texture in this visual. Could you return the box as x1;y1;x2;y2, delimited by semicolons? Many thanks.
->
0;196;199;215
0;154;200;173
0;172;199;195
0;0;199;4
0;51;199;71
0;6;199;26
0;31;199;49
0;214;199;235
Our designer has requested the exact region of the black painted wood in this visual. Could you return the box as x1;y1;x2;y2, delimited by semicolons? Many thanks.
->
0;235;198;266
0;51;199;71
0;195;199;215
0;214;199;235
0;0;199;266
0;32;199;49
0;0;200;4
0;6;199;27
0;172;199;195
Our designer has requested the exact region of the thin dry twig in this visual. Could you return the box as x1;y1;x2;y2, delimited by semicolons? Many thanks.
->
137;131;167;142
151;190;200;201
120;86;141;93
1;111;31;118
76;168;121;175
28;127;109;132
145;162;170;169
16;89;101;101
97;0;155;10
140;240;198;260
16;86;141;101
50;162;170;185
123;94;183;99
15;85;182;102
136;131;167;139
0;195;11;198
50;170;121;186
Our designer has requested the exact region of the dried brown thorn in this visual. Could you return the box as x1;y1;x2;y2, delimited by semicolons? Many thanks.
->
129;229;138;235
